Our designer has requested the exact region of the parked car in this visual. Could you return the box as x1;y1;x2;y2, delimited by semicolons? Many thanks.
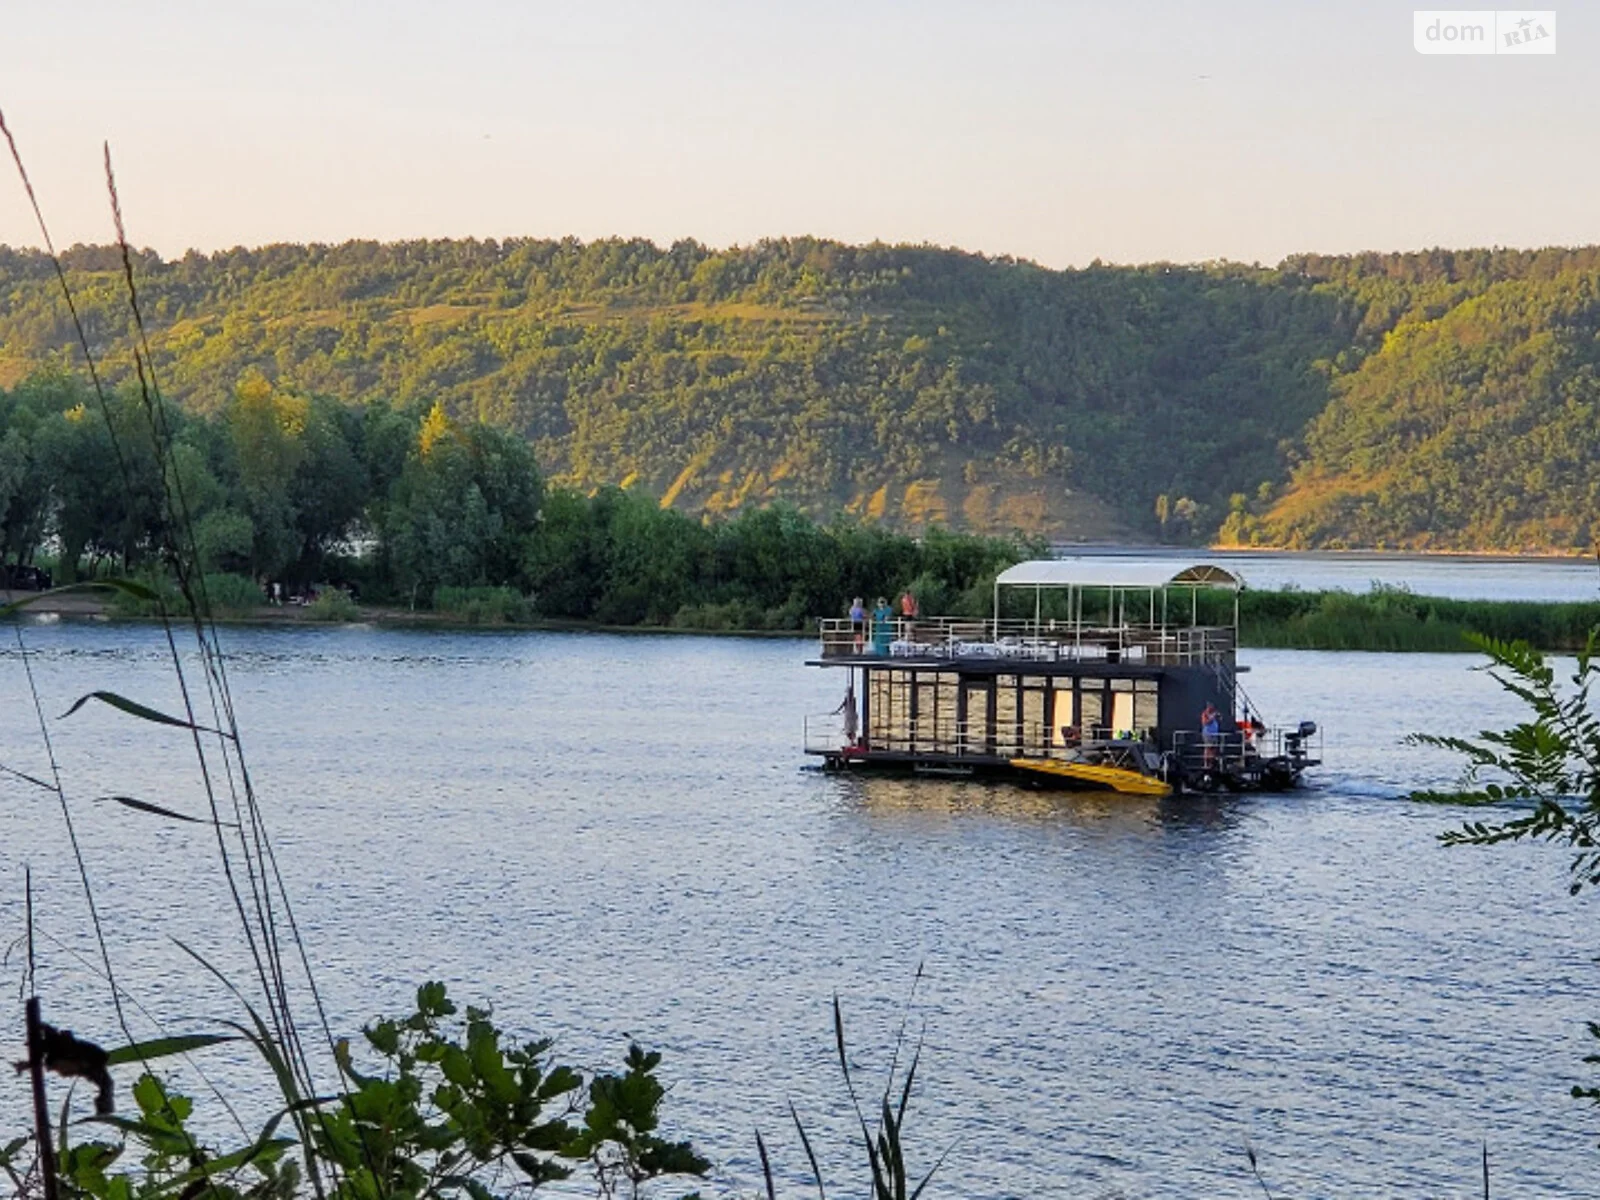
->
1;564;53;591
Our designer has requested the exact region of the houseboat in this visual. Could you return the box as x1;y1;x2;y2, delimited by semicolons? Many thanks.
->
804;561;1320;796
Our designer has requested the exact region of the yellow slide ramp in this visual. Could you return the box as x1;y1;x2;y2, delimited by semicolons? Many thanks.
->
1010;757;1172;797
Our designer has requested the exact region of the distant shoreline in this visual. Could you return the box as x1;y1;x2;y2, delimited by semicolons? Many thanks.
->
9;587;1600;654
1;592;809;639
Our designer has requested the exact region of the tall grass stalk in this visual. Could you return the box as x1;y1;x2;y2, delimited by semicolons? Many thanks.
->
757;976;950;1200
0;112;358;1192
0;115;716;1200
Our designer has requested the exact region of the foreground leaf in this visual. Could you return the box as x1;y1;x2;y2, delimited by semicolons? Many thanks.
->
60;691;222;735
105;1034;237;1067
98;795;233;826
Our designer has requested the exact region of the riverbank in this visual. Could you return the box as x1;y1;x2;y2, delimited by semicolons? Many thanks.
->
1;589;812;639
11;586;1600;652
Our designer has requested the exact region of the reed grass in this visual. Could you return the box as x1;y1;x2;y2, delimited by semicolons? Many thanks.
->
1239;588;1600;653
0;112;367;1197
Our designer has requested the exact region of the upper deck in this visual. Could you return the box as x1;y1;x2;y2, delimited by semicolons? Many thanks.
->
815;615;1236;668
818;558;1245;671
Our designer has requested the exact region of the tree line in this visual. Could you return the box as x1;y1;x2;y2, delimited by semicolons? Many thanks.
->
5;236;1600;551
0;369;1034;626
0;237;1361;544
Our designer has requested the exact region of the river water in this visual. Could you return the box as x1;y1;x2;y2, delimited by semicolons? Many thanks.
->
0;620;1596;1198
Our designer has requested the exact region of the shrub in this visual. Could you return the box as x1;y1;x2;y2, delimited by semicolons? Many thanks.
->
433;585;531;624
306;587;360;622
200;572;265;614
13;982;708;1200
672;599;762;631
672;598;807;631
106;570;180;617
104;571;263;617
1411;631;1600;1116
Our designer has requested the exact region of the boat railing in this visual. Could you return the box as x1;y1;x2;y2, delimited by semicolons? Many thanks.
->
1171;723;1322;773
803;711;854;755
806;713;1001;758
816;616;1235;666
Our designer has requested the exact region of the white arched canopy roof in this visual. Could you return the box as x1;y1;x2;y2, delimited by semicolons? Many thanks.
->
995;559;1244;591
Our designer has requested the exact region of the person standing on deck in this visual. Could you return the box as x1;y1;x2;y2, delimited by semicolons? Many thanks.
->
849;596;866;652
1200;702;1221;769
898;589;918;639
871;596;894;655
1237;704;1260;750
833;680;860;747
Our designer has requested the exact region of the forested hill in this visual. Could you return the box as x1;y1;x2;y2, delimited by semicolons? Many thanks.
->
1249;248;1600;551
1;237;1599;550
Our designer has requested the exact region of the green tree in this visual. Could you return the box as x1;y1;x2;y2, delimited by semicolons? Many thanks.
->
33;386;166;576
383;404;544;601
224;371;309;578
523;487;607;618
17;982;707;1200
592;490;711;625
167;439;254;574
286;395;369;581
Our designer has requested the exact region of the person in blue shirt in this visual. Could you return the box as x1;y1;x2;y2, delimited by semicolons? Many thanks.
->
1200;702;1221;768
848;596;866;652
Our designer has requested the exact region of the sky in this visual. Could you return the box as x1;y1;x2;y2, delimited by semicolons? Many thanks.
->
0;0;1592;268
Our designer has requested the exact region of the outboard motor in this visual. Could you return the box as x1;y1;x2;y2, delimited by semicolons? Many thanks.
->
1284;721;1317;761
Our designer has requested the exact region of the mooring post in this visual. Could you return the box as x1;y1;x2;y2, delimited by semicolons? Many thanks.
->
25;996;60;1200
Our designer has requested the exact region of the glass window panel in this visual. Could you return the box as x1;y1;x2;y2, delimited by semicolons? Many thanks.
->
916;683;938;752
964;683;990;752
995;684;1019;755
1079;690;1102;735
1134;692;1159;731
1022;688;1047;753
